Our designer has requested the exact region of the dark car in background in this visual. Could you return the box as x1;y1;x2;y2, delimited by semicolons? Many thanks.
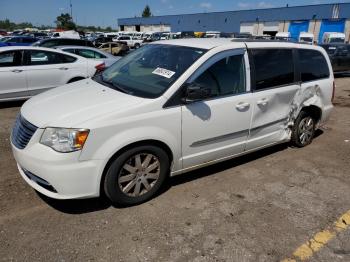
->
0;36;38;47
180;31;195;38
32;38;94;48
28;32;49;39
93;36;113;47
321;43;350;73
0;29;7;36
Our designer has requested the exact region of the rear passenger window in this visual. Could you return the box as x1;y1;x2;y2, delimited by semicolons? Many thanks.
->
193;54;246;97
251;49;294;90
298;49;329;82
28;50;76;65
61;54;76;63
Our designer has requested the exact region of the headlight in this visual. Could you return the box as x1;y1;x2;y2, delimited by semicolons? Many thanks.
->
40;128;89;153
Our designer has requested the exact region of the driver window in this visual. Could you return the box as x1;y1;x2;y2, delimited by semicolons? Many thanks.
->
192;54;246;98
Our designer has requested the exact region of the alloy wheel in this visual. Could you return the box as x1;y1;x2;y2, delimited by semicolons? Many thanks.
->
298;117;314;145
118;153;160;197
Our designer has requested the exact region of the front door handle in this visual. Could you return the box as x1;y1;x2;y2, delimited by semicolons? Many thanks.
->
59;67;69;70
257;98;269;106
236;102;250;110
11;69;23;73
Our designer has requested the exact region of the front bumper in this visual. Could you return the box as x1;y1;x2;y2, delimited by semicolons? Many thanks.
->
11;129;104;200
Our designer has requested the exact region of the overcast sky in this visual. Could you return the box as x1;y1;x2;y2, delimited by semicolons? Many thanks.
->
0;0;347;28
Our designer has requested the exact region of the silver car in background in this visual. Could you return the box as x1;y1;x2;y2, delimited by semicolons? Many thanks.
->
56;46;121;68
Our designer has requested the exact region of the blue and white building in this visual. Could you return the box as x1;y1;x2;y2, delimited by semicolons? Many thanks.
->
118;2;350;43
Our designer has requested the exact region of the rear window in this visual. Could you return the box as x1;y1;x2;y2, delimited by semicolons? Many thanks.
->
298;49;330;82
251;49;295;90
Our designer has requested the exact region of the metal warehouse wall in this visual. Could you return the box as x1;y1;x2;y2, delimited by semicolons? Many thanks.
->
118;3;350;32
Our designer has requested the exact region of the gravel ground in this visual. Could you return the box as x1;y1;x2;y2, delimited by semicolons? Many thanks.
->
0;76;350;262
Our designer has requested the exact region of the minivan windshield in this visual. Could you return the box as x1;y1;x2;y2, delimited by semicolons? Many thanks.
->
300;37;313;43
98;44;206;98
329;37;345;43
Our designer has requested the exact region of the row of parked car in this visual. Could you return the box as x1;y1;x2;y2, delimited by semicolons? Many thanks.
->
0;28;349;103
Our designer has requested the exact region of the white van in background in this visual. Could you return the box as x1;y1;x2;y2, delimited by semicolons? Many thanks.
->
299;32;314;44
205;31;221;38
275;32;291;41
322;32;346;44
104;32;120;38
52;30;80;39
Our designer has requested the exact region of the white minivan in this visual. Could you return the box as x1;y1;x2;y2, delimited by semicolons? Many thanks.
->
299;32;315;44
11;39;334;205
322;32;346;44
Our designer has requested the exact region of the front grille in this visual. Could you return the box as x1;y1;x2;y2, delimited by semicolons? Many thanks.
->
22;167;57;193
11;114;38;149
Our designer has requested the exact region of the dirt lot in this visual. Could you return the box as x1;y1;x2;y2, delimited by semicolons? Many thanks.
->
0;76;350;262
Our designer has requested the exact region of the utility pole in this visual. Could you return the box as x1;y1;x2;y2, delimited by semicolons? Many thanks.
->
70;0;73;20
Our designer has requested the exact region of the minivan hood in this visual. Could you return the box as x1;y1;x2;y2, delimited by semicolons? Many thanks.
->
21;78;146;128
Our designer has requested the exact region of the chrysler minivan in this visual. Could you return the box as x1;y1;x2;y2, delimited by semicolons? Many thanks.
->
11;39;334;205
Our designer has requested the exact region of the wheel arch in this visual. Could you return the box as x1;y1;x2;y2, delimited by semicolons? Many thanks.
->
67;76;86;84
99;139;174;196
300;105;322;125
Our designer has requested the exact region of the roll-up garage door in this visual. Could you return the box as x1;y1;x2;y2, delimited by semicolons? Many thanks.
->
263;21;279;32
318;19;345;43
141;25;151;32
240;22;255;34
151;25;161;32
161;25;171;32
289;21;309;41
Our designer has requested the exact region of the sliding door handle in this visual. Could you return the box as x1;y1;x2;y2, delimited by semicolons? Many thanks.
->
257;98;269;106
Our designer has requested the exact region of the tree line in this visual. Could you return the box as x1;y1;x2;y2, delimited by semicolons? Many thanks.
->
1;5;153;32
0;16;113;32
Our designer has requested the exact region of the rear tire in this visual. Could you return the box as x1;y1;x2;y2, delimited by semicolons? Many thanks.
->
104;145;169;206
291;111;316;148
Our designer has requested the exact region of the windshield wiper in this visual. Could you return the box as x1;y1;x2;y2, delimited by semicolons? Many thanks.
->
100;75;132;95
111;82;132;95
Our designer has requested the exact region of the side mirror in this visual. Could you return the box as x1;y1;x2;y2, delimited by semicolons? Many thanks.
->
182;83;211;103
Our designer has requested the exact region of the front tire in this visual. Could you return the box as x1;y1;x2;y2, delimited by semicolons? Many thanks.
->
104;145;169;206
291;111;315;148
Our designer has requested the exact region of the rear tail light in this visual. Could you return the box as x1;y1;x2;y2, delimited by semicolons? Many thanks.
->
95;63;105;73
332;81;336;103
